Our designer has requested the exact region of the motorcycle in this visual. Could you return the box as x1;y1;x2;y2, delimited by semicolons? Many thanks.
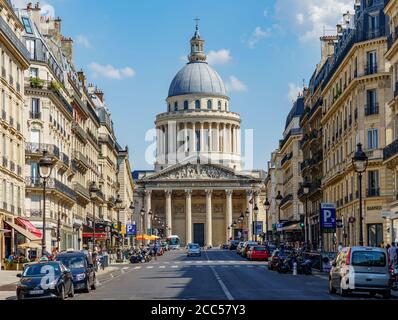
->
390;263;398;291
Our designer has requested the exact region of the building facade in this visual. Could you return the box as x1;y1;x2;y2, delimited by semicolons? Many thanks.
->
134;26;265;247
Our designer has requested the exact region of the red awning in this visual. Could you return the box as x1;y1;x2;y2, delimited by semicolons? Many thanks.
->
16;217;42;238
82;233;107;239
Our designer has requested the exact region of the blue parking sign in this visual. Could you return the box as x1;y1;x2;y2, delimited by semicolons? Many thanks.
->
320;203;336;233
126;224;136;236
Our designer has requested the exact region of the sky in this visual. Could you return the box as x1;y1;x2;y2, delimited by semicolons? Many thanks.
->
12;0;355;171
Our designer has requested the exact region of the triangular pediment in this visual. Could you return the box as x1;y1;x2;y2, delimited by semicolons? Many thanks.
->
142;162;255;181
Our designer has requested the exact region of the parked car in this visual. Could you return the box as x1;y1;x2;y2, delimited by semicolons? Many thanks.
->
187;243;201;257
247;246;270;261
55;250;96;293
16;261;74;300
228;240;239;250
241;241;259;258
236;242;245;255
329;246;391;298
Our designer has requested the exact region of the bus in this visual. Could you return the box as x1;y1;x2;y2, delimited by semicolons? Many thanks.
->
166;235;181;250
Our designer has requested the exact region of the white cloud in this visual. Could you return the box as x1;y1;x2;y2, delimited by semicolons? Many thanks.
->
244;26;272;49
207;49;232;66
274;0;353;43
287;83;303;102
226;76;248;93
75;35;91;48
88;62;136;80
11;0;55;17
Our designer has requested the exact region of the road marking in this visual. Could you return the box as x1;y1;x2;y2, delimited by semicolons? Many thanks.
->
171;265;179;268
197;261;203;264
146;266;154;269
159;266;165;269
134;266;141;270
122;267;129;270
176;262;181;264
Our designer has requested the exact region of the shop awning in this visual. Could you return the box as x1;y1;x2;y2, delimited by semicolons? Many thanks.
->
4;221;41;241
82;233;107;239
16;217;42;238
282;223;301;231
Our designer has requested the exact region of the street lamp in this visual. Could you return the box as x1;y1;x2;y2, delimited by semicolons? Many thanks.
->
148;209;153;236
352;143;368;246
275;191;283;245
140;209;145;246
302;181;311;247
114;194;123;256
38;150;54;256
245;209;250;241
253;203;259;242
89;181;99;252
263;199;270;242
129;202;135;246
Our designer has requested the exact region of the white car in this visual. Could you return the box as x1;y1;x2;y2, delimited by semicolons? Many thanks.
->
187;243;201;257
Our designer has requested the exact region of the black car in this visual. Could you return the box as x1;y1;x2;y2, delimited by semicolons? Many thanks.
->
55;250;96;292
16;261;74;300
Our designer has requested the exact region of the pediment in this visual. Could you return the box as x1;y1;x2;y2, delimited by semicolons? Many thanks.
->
143;163;253;181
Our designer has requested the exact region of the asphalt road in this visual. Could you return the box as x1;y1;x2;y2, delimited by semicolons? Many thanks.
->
72;248;348;300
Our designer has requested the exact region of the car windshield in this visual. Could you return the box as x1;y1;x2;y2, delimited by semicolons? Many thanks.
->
189;244;200;249
56;256;86;269
23;263;61;277
352;251;386;267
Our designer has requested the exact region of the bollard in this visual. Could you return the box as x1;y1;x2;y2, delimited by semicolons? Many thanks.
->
293;262;297;275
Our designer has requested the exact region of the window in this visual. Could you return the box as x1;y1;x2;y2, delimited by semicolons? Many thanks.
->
207;100;212;109
22;17;33;34
31;98;40;117
366;89;378;115
174;102;178;111
367;129;378;149
367;224;384;247
195;100;200;109
26;40;35;60
367;170;379;196
168;104;171;112
366;51;377;74
184;100;188;110
196;130;201;151
31;162;39;178
218;101;221;110
368;14;379;34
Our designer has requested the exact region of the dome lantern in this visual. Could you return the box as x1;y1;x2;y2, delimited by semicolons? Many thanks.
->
188;18;206;63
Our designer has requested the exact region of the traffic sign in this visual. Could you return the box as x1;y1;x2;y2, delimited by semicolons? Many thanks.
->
126;224;136;236
320;203;336;233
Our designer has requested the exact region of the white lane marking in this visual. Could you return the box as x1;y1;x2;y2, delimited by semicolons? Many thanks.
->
122;267;129;270
146;266;154;269
176;262;181;264
134;266;141;270
197;261;203;264
171;265;179;268
159;266;166;269
204;250;234;301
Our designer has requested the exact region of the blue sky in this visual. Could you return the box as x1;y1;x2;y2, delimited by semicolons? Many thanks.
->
13;0;355;170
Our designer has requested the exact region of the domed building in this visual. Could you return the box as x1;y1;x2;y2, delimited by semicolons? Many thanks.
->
134;25;265;246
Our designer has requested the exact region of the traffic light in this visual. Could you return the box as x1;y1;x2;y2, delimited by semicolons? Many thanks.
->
299;215;305;228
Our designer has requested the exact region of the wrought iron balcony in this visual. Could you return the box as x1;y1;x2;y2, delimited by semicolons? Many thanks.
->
73;182;90;200
72;122;87;143
279;128;302;149
25;177;77;200
61;153;70;167
29;111;41;120
280;194;293;207
387;25;398;51
281;152;293;167
364;63;378;76
383;138;398;161
367;188;380;197
365;104;379;116
25;142;60;158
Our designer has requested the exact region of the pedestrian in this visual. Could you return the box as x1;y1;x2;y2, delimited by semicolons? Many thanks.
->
380;241;385;248
338;242;343;253
152;243;158;261
388;243;397;268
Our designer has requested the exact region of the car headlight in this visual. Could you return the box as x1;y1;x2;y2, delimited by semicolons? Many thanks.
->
75;273;86;281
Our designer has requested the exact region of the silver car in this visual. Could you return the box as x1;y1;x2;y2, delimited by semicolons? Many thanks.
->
187;243;201;257
329;246;391;298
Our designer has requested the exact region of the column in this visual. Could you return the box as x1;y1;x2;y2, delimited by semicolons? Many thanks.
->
191;123;196;153
208;123;212;153
185;189;192;245
237;127;241;155
156;126;160;158
223;124;228;153
226;189;233;241
200;122;204;153
205;189;213;247
184;122;188;152
165;190;172;237
215;122;220;153
246;190;253;241
145;190;152;234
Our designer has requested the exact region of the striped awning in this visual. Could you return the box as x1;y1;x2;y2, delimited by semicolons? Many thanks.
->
4;221;41;241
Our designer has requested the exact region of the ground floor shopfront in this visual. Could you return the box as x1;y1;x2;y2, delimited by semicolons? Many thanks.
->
135;163;266;246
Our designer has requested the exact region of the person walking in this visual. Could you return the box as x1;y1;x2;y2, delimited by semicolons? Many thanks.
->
388;243;397;268
338;242;343;253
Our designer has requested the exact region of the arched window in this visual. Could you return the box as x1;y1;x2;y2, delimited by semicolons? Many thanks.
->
174;102;178;111
218;101;222;110
195;100;200;109
207;100;212;109
184;100;188;110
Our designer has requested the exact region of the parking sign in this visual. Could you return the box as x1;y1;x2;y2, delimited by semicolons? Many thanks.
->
320;203;336;233
126;224;136;236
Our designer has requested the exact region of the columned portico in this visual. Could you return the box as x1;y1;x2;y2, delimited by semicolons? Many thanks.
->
185;189;193;244
205;189;213;247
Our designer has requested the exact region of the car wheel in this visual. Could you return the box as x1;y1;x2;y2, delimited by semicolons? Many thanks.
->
329;279;336;294
91;277;96;290
382;291;391;299
17;291;24;300
84;279;91;293
68;284;75;298
59;285;65;300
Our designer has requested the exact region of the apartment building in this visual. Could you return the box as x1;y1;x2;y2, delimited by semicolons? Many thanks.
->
0;0;30;262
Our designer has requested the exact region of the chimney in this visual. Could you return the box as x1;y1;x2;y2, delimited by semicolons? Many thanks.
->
48;17;62;43
61;37;73;63
77;70;86;88
94;88;104;102
26;2;41;31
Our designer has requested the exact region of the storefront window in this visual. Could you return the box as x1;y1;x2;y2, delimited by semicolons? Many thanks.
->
367;223;383;247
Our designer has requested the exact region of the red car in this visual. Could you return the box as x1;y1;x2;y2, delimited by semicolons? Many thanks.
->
247;246;269;261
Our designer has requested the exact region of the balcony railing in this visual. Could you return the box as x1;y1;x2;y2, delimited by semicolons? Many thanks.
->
10;161;15;172
367;188;380;197
17;165;22;176
26;209;42;218
280;194;293;207
29;111;41;120
365;104;379;116
281;152;293;167
1;67;5;77
364;63;377;76
73;182;90;199
387;25;398;51
25;177;77;200
72;121;87;142
8;75;13;86
279;128;302;149
2;156;7;168
72;150;89;168
1;110;5;120
61;153;70;167
25;142;60;158
383;138;398;161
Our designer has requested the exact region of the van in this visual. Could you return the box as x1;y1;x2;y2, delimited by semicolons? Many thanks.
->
329;246;391;298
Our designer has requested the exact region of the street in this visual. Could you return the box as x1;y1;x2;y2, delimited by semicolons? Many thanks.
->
70;248;394;301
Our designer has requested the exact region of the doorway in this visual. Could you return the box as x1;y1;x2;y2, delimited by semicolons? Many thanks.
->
193;223;204;247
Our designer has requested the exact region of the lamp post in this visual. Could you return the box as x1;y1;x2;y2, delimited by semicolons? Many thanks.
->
129;202;135;247
114;194;123;258
140;208;145;246
148;209;153;238
89;182;99;252
263;199;270;242
253;203;259;242
38;150;54;256
302;181;311;247
245;209;250;241
352;143;368;246
275;191;283;245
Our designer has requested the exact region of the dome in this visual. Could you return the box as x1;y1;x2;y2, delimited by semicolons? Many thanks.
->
168;62;227;98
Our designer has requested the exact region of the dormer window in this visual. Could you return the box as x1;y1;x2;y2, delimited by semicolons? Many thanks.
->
195;100;200;109
174;102;178;111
